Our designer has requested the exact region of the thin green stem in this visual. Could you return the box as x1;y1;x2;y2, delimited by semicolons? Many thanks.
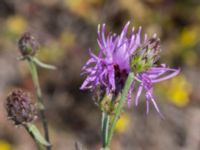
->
27;57;51;150
24;124;44;150
106;72;134;147
101;111;110;149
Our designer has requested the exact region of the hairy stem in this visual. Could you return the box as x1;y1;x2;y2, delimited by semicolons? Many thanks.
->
27;57;51;150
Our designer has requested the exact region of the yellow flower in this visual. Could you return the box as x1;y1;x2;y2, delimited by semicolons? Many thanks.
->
166;75;191;107
180;29;197;47
59;31;76;49
115;113;130;134
37;45;61;62
0;140;11;150
63;0;100;22
6;15;27;35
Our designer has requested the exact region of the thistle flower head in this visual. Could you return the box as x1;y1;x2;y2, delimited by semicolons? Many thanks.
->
81;22;140;94
6;89;37;125
18;32;39;57
80;21;180;115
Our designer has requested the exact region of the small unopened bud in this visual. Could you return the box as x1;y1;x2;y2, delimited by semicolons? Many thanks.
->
131;36;161;73
18;32;39;57
142;37;161;63
6;89;37;125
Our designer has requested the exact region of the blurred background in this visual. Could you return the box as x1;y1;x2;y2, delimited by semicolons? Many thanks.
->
0;0;200;150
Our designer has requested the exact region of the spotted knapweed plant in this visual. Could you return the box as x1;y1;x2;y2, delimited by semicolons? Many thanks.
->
5;33;56;150
5;89;49;149
80;21;180;149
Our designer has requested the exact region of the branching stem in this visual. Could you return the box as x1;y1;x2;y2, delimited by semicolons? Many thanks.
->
27;57;51;150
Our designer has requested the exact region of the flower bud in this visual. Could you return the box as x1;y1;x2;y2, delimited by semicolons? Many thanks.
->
18;32;39;57
131;36;161;73
6;89;37;125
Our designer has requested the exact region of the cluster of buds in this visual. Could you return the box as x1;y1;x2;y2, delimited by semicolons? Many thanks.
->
18;32;39;57
6;89;37;125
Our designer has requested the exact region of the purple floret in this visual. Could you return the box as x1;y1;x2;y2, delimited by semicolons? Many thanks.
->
80;21;180;114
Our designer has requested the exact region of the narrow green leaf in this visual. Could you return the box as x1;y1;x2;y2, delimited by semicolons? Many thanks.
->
31;57;56;70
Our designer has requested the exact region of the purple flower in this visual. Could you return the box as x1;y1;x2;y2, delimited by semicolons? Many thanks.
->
80;21;180;114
